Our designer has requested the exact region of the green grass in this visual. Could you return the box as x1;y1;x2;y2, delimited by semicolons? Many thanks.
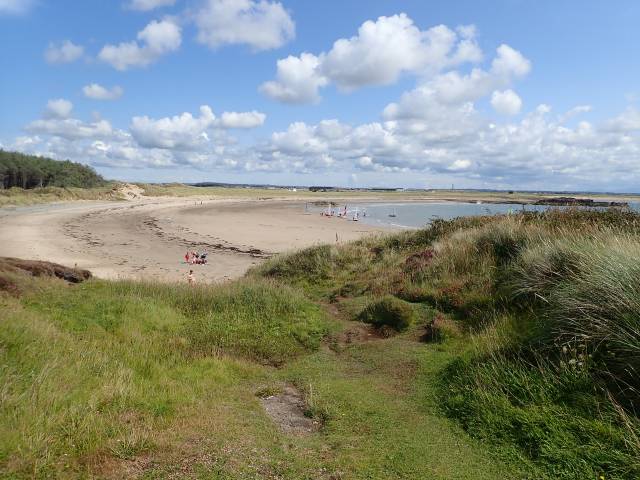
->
0;184;123;207
0;270;518;478
278;332;515;479
440;350;640;479
250;209;640;479
24;278;332;366
358;295;418;331
3;209;640;478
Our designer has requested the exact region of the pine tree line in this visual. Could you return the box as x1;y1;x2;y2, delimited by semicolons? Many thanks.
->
0;150;105;189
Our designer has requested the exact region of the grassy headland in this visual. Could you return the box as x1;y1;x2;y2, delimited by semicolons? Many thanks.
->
1;209;639;479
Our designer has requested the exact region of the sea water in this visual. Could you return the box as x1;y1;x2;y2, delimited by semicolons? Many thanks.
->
352;201;640;229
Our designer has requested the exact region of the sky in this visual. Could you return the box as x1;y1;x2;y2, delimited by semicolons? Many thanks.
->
1;0;640;191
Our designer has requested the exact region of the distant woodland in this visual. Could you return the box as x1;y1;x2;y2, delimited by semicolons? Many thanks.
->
0;150;105;189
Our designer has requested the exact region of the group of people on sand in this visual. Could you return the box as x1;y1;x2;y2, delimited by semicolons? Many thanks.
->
185;250;208;265
321;205;367;221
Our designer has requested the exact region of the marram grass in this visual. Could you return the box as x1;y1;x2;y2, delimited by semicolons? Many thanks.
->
3;209;640;479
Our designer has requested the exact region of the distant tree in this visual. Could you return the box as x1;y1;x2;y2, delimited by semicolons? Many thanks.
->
0;150;105;189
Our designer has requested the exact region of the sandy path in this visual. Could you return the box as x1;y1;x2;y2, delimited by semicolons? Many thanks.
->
0;198;389;283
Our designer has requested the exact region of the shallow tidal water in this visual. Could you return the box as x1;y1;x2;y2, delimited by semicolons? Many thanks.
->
321;201;640;229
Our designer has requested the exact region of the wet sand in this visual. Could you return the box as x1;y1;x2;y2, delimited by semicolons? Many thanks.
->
0;197;390;283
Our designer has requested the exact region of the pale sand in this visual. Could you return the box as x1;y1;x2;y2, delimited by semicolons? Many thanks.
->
0;197;390;283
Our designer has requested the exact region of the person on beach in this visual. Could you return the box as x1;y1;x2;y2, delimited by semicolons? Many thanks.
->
185;251;190;264
188;270;195;285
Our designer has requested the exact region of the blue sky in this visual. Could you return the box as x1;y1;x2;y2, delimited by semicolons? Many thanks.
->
1;0;639;191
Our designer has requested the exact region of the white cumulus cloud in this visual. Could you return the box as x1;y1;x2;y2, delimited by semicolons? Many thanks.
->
381;43;531;133
261;14;487;103
15;101;262;171
44;99;74;119
126;0;176;11
491;89;522;116
0;0;35;15
130;105;266;150
603;107;640;132
194;0;294;51
491;44;531;78
249;94;640;191
44;40;84;64
218;111;266;128
83;84;124;101
26;102;118;141
130;105;217;150
25;119;116;141
98;19;181;70
259;53;328;104
321;15;475;91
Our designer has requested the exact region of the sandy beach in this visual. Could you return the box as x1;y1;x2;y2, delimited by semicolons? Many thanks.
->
0;196;389;283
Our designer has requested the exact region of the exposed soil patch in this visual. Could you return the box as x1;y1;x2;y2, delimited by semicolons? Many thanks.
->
259;385;319;435
100;454;155;480
322;302;388;350
336;322;387;345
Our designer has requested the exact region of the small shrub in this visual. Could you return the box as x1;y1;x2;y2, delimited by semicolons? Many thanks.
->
395;284;436;303
333;281;365;298
422;313;461;342
473;221;530;266
254;245;333;281
358;295;417;331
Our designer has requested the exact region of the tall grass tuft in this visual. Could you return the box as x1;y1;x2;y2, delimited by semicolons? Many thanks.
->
510;235;640;400
252;244;334;282
441;349;640;479
358;295;417;332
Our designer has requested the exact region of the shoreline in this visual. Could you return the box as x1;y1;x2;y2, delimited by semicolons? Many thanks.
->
0;197;391;283
2;191;637;284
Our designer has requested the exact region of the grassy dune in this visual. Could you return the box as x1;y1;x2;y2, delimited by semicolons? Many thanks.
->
2;209;640;479
0;185;123;207
254;209;640;478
